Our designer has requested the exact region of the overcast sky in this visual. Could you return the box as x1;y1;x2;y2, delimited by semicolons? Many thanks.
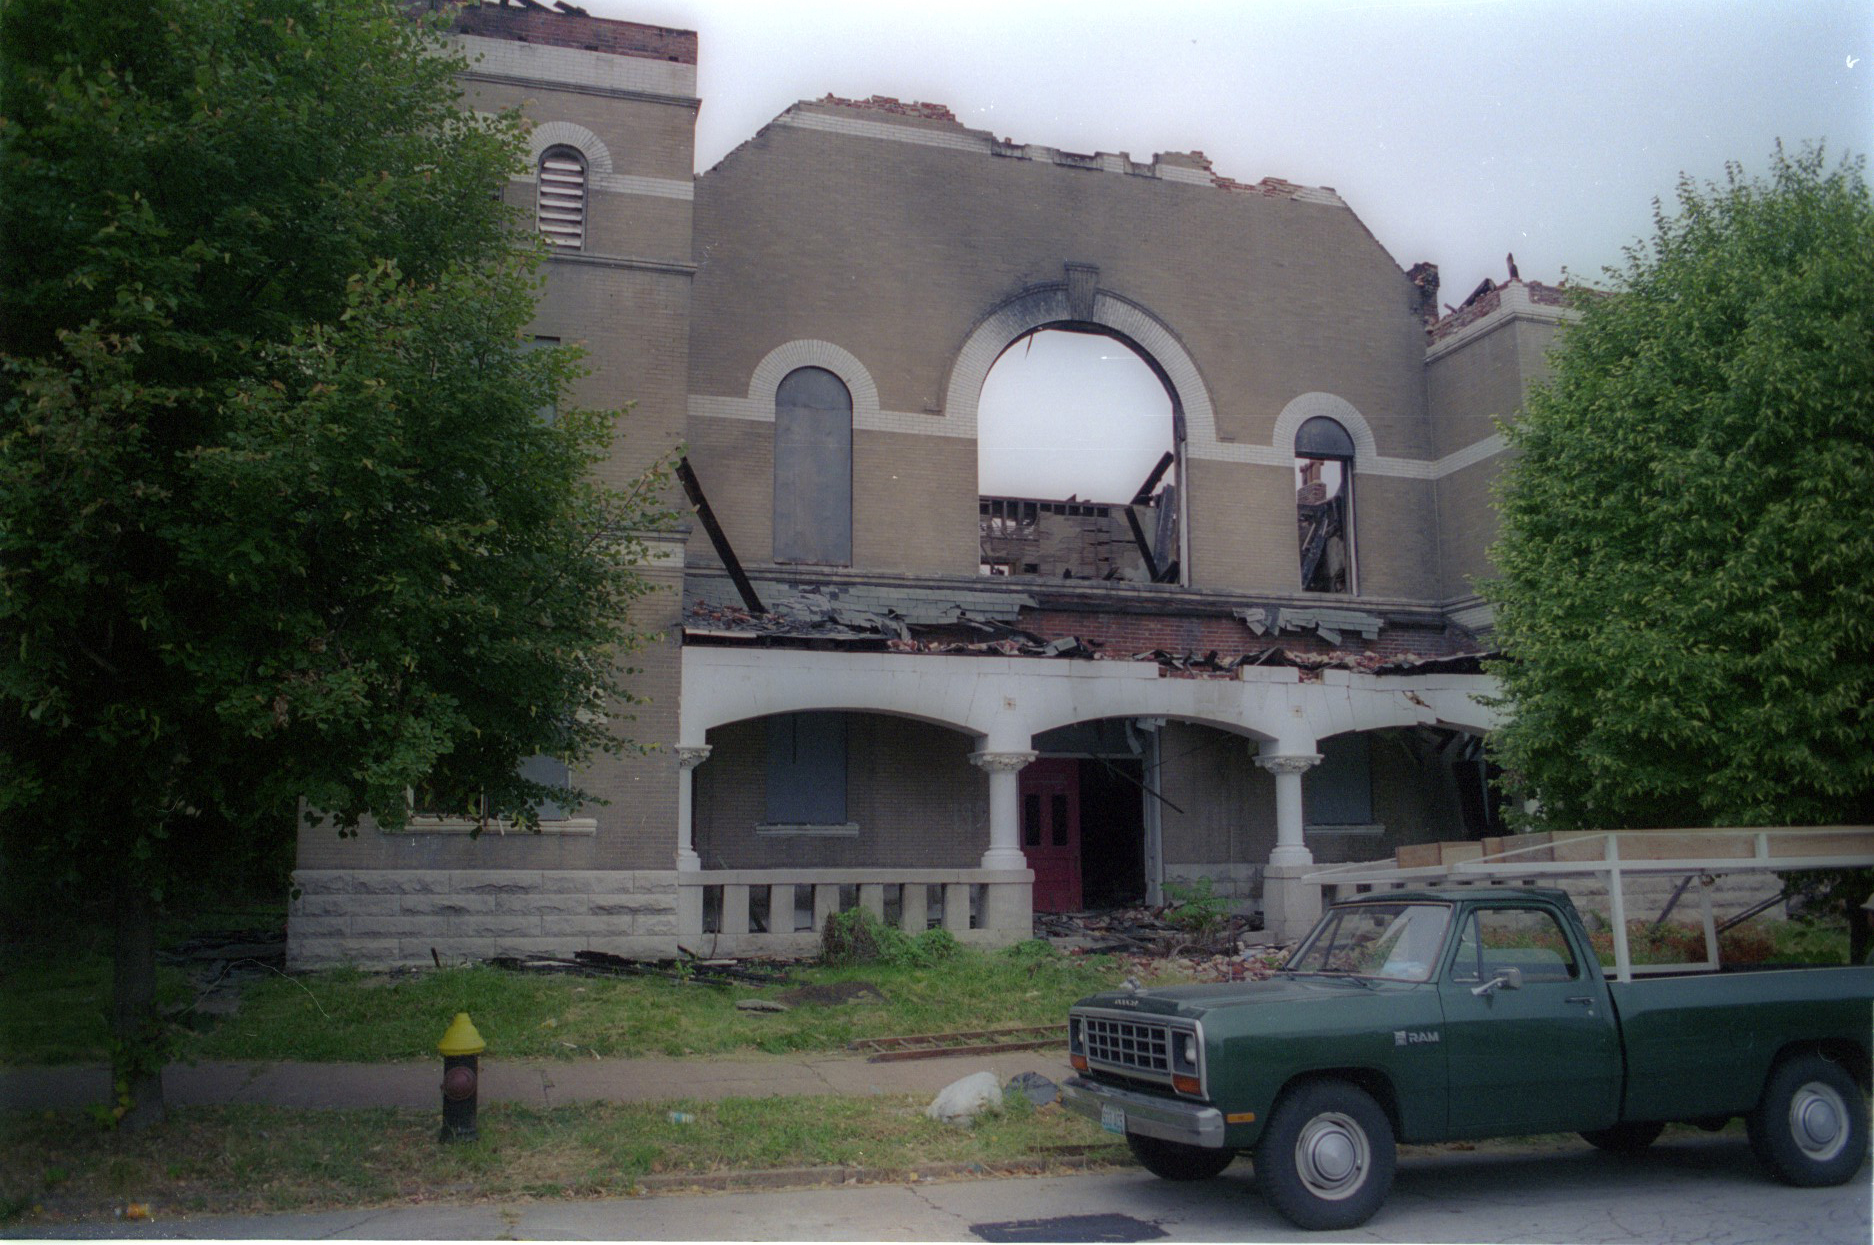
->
574;0;1870;500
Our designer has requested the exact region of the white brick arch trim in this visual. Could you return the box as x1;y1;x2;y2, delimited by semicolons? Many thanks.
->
1273;392;1379;464
527;121;613;175
747;340;881;421
942;288;1214;439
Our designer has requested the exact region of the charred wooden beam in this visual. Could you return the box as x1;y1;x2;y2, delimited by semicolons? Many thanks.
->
675;456;764;615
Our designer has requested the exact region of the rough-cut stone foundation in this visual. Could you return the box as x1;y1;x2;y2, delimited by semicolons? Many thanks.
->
288;869;680;968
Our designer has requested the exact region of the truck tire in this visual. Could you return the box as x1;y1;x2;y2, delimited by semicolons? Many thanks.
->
1254;1080;1396;1231
1746;1053;1868;1187
1125;1133;1235;1181
1579;1121;1665;1152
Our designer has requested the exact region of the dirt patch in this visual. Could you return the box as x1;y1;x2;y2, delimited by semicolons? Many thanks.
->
776;981;886;1007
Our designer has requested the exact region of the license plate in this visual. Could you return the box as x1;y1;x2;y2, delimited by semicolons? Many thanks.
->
1100;1103;1126;1135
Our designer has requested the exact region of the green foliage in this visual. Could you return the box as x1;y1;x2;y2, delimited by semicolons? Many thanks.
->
820;908;961;968
0;0;671;1120
1484;145;1874;834
1161;877;1228;937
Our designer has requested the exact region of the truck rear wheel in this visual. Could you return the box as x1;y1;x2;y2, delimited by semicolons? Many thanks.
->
1747;1053;1868;1187
1254;1080;1395;1231
1125;1133;1235;1181
1579;1121;1665;1152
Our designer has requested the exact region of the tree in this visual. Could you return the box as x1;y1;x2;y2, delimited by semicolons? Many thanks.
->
1483;146;1874;954
0;0;669;1126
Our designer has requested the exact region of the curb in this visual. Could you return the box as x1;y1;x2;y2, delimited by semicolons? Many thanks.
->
626;1151;1129;1197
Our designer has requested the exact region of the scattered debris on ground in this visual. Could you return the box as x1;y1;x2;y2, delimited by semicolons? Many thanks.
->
485;950;791;988
1004;1072;1059;1108
1036;907;1290;984
848;1024;1065;1062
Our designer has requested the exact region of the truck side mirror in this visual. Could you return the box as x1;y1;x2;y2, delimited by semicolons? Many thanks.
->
1470;966;1523;997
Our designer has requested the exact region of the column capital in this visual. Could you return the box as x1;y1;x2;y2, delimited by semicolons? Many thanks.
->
675;745;713;771
970;749;1038;774
1255;751;1323;777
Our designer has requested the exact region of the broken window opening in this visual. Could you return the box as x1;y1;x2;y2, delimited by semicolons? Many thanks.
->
536;146;587;250
773;366;853;566
976;328;1179;583
1295;415;1355;594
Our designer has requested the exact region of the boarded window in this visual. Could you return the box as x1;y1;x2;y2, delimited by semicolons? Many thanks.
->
773;367;852;564
1304;733;1373;826
1295;415;1354;593
536;146;587;249
765;712;847;824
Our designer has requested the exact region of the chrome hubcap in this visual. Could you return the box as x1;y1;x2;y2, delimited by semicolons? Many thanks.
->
1789;1082;1849;1162
1295;1111;1370;1200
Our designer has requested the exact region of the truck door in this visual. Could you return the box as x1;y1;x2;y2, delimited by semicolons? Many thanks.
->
1437;903;1621;1137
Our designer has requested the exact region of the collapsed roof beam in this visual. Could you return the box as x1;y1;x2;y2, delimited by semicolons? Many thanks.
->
675;457;764;615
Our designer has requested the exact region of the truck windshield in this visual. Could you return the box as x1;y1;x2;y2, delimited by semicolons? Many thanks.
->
1286;903;1451;983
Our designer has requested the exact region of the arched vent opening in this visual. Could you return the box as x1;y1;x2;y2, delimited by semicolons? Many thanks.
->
536;146;587;249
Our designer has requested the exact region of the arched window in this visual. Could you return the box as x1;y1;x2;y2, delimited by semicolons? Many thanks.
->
773;366;852;565
1295;415;1355;593
536;146;587;249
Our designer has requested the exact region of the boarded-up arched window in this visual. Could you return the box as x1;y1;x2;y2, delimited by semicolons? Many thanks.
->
536;146;587;249
773;366;852;565
1295;415;1355;593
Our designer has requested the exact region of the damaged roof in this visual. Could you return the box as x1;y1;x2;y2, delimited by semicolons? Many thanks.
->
682;576;1492;676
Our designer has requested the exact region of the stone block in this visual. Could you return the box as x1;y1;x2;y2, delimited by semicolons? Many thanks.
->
540;914;633;938
350;871;449;895
400;894;497;916
288;915;351;939
536;872;607;895
589;896;673;917
494;893;588;917
449;915;541;939
292;871;354;895
451;870;544;895
634;913;678;936
349;915;439;939
489;937;570;959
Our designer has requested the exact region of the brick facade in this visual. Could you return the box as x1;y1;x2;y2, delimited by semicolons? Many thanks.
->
290;4;1569;965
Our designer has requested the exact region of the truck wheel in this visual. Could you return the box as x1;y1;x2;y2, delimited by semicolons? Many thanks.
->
1579;1121;1665;1152
1254;1080;1395;1231
1125;1133;1235;1181
1746;1053;1868;1187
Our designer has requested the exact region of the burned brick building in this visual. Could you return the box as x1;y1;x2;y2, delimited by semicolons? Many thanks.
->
289;3;1575;967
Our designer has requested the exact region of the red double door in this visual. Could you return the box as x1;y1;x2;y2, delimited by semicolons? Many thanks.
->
1019;758;1082;912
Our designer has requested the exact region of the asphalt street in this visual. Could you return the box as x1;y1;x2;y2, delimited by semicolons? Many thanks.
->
6;1131;1868;1243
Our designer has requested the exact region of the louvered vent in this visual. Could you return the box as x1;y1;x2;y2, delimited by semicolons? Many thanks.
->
536;147;587;249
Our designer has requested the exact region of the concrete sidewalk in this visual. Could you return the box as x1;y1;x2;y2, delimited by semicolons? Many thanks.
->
0;1049;1078;1113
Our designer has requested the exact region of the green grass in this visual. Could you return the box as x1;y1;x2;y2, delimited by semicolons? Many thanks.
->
0;1094;1124;1224
1;932;1141;1065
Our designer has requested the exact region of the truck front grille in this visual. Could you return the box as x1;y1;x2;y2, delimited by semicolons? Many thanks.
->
1082;1015;1173;1078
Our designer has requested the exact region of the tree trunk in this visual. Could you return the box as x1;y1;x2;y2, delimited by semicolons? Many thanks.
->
111;875;166;1130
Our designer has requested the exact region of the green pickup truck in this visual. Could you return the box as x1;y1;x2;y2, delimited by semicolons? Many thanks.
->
1060;887;1872;1230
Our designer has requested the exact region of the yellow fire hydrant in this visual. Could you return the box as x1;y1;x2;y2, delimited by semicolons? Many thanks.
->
437;1012;486;1143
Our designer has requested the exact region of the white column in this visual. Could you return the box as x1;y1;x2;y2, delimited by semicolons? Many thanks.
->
969;749;1037;870
674;745;712;872
1255;750;1323;867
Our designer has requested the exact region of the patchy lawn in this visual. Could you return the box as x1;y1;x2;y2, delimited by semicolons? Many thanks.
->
0;1093;1124;1225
